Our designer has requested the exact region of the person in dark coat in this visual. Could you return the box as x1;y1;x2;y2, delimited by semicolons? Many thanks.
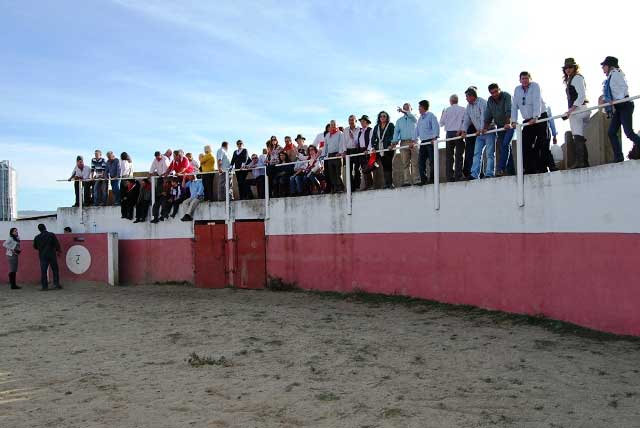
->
32;224;62;291
231;140;250;199
370;111;396;189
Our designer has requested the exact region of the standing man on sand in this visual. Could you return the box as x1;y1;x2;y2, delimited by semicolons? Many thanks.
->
33;224;62;291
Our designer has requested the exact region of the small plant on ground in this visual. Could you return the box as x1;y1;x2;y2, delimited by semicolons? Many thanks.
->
316;391;340;401
266;276;299;292
187;352;233;368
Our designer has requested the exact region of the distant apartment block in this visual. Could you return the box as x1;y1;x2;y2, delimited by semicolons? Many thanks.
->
0;160;17;221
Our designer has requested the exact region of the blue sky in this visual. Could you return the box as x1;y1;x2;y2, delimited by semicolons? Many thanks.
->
1;0;638;211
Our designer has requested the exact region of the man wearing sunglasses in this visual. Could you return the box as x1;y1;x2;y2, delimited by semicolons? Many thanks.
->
511;71;547;174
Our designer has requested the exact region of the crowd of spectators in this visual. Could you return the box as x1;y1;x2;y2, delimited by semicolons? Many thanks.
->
67;57;640;223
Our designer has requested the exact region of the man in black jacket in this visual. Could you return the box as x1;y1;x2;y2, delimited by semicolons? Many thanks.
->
231;140;249;199
33;224;62;291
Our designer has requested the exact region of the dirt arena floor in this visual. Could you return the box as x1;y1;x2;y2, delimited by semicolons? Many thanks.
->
1;283;639;428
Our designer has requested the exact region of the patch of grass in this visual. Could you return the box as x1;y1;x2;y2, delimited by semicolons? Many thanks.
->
187;352;233;368
307;289;640;343
152;280;192;286
382;408;403;418
266;276;300;292
316;391;340;402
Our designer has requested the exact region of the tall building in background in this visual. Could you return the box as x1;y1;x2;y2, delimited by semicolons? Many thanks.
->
0;160;17;221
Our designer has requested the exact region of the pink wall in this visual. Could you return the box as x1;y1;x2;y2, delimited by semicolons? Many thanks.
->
118;238;194;285
0;234;110;286
267;232;640;336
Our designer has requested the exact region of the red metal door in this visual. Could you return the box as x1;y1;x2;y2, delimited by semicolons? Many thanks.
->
194;223;227;288
234;221;266;289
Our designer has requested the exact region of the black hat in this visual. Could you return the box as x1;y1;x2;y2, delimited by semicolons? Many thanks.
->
358;114;371;124
295;134;306;141
600;56;619;68
562;57;578;69
154;151;161;156
76;155;83;161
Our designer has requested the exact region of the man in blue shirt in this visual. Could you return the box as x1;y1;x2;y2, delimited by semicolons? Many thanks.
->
181;178;205;222
414;100;440;185
461;87;494;179
393;103;419;186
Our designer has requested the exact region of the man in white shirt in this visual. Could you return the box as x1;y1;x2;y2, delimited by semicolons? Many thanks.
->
68;155;91;207
149;150;171;199
343;115;362;190
510;71;548;174
216;141;232;200
322;120;346;193
440;94;466;181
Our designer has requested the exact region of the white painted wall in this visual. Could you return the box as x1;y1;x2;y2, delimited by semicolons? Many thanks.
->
267;161;640;235
2;162;638;239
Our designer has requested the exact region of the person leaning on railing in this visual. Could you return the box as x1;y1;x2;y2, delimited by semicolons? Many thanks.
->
145;150;167;218
91;150;108;206
461;88;494;180
440;94;466;182
231;140;250;200
511;71;548;174
562;58;591;169
321;120;347;193
485;84;515;177
599;56;640;162
68;155;91;207
216;142;231;200
415;100;440;185
198;145;216;202
393;103;420;187
106;151;121;206
370;112;395;189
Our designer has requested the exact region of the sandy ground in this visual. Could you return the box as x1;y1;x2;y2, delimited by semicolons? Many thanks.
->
1;283;640;428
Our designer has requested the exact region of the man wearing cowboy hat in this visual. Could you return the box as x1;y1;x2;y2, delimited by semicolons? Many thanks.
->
562;57;591;168
599;56;640;162
355;115;374;190
295;134;308;156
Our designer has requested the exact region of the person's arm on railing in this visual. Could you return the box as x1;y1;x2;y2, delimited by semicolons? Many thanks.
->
504;92;512;129
460;107;470;137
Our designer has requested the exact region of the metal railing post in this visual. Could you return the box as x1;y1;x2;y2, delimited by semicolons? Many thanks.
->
78;180;83;211
345;155;352;215
151;176;156;208
264;167;270;220
432;140;440;211
516;123;525;207
79;180;84;224
225;170;232;239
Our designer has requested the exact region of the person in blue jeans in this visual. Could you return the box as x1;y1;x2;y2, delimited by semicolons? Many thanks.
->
461;87;494;179
485;83;515;176
32;224;61;291
600;56;640;162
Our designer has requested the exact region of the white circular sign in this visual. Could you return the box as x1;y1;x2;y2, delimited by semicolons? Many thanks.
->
66;245;92;275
